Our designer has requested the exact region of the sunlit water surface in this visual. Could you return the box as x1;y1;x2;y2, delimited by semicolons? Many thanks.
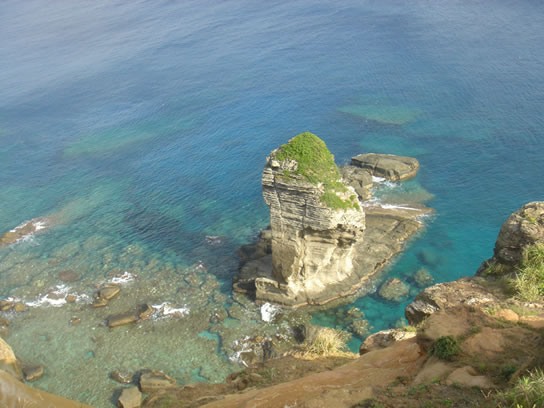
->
1;0;543;406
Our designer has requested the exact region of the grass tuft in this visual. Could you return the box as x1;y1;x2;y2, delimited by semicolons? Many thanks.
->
511;243;544;302
298;327;355;359
495;368;544;407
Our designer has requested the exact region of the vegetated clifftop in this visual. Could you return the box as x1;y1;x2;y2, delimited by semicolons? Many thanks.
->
234;132;432;307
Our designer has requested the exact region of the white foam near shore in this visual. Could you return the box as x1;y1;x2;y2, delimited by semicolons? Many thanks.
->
151;302;189;319
23;285;91;308
260;302;280;322
108;271;136;285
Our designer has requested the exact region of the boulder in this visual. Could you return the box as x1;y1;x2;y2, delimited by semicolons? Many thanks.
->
107;312;138;328
351;153;419;181
111;370;133;384
22;364;44;382
341;165;373;201
359;329;416;355
13;303;28;313
378;278;409;302
478;201;544;274
446;366;495;389
139;370;176;393
58;270;80;282
118;386;142;408
413;268;434;287
99;285;121;300
0;216;49;247
405;277;499;325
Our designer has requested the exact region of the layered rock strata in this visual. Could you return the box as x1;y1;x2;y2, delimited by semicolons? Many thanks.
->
235;133;431;307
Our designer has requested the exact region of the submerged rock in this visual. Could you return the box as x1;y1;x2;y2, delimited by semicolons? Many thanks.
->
107;312;138;328
413;268;434;287
13;302;28;313
0;216;49;246
22;364;45;382
100;284;121;300
111;370;133;384
351;153;419;181
139;370;176;393
378;278;410;302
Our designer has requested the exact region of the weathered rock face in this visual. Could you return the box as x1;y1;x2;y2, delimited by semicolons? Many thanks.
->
249;133;366;306
351;153;419;181
478;201;544;274
405;277;501;325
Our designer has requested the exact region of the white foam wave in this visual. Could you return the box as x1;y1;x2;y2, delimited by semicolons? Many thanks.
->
378;204;421;211
229;336;252;367
109;271;136;285
260;302;280;322
151;302;189;319
23;285;90;308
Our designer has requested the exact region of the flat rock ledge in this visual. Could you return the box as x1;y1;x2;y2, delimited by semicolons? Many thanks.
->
234;139;431;308
351;153;420;182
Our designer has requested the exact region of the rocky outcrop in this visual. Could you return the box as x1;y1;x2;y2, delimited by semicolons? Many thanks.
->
0;216;49;246
405;277;501;325
351;153;419;181
234;133;431;307
478;201;544;275
0;337;22;380
340;165;373;200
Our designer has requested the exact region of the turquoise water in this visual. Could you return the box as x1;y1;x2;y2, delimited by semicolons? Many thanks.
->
1;0;544;405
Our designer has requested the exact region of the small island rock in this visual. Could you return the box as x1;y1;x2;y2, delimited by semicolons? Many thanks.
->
351;153;419;181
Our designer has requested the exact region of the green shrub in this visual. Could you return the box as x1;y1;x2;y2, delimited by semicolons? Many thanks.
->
429;336;460;361
512;243;544;302
495;368;544;407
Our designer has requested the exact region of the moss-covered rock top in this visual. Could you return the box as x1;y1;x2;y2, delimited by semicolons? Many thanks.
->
272;132;360;211
273;132;341;185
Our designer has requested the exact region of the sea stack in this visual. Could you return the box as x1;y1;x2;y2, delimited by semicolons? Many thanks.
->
235;132;431;307
259;132;365;305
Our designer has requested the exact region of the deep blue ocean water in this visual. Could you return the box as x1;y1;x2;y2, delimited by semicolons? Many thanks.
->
1;0;544;405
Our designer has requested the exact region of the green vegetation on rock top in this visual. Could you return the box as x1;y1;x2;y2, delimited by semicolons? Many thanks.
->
273;132;360;211
274;132;340;185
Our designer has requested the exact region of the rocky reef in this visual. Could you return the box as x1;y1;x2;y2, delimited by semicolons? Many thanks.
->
234;132;431;307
